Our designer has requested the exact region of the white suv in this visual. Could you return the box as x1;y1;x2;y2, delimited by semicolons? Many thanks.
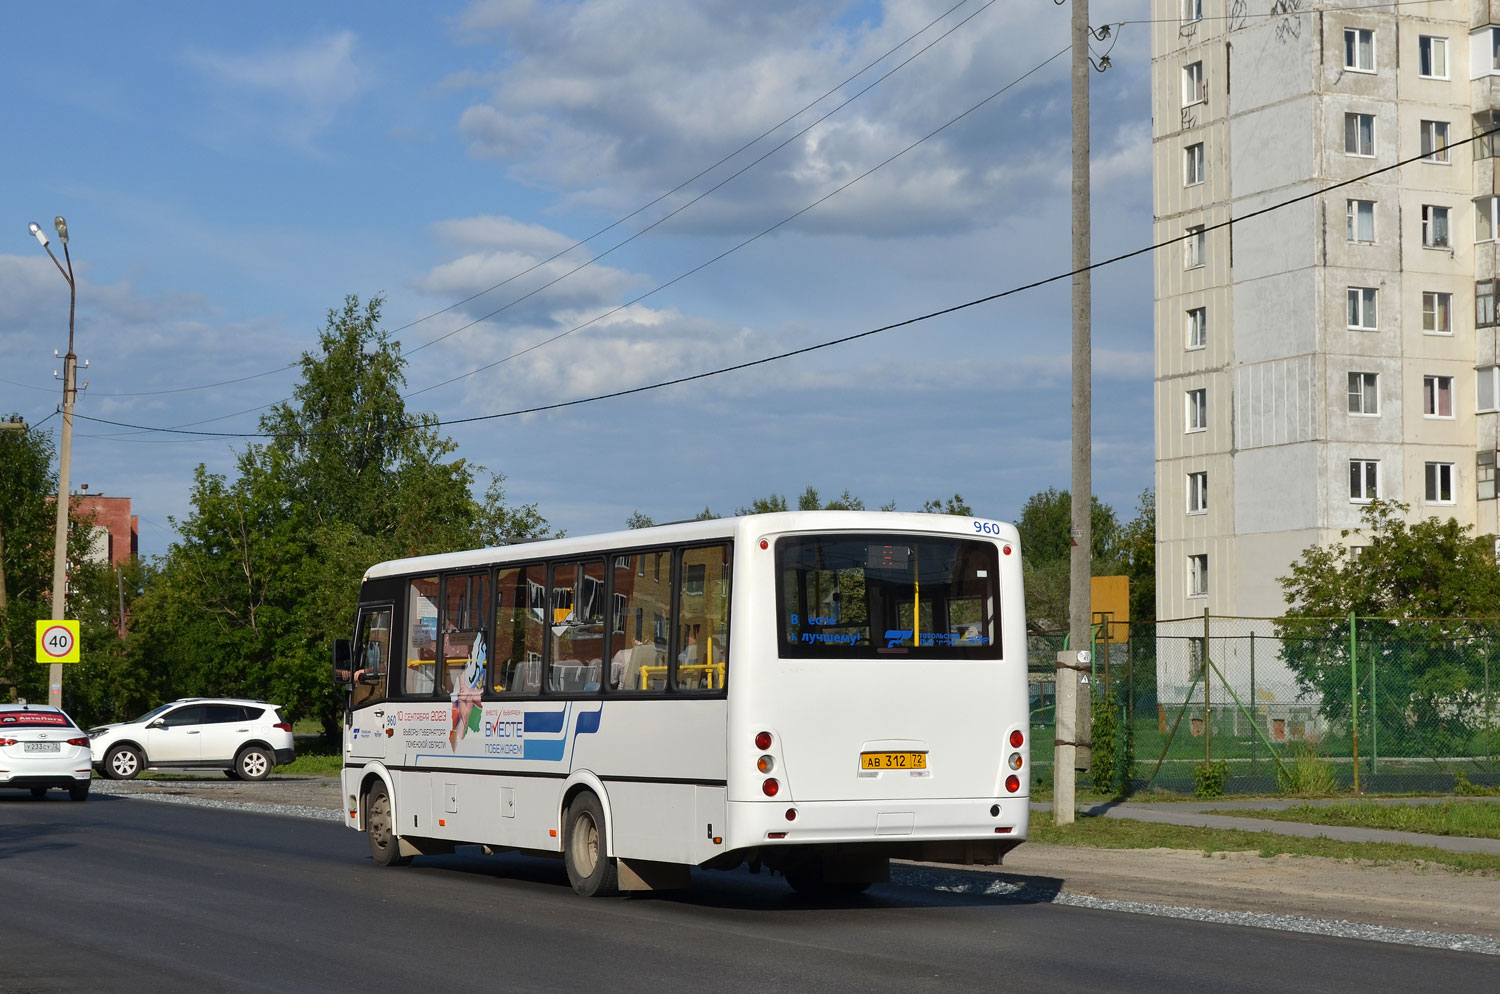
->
89;698;295;781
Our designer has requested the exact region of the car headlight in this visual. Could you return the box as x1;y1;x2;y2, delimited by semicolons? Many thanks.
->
89;728;109;740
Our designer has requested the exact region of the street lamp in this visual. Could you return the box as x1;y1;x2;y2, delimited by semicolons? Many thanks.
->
29;216;77;708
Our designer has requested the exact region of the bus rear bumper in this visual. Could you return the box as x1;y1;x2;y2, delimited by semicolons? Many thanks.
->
726;795;1028;851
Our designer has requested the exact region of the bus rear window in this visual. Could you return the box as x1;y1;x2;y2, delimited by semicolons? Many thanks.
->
775;534;1001;659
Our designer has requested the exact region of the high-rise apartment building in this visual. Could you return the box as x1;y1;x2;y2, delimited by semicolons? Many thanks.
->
1152;0;1500;635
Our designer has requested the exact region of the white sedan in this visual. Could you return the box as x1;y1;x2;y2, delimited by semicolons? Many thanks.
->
0;704;92;801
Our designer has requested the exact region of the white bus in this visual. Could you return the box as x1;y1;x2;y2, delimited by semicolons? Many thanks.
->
335;511;1029;896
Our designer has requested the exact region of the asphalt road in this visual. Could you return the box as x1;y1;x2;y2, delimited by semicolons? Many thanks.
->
3;791;1495;994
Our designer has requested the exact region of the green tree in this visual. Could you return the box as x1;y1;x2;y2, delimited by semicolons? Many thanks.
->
1014;488;1122;628
127;295;546;733
1276;500;1500;755
921;494;973;515
0;418;100;705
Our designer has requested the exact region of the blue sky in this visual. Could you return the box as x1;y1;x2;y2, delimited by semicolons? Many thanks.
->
1;0;1154;558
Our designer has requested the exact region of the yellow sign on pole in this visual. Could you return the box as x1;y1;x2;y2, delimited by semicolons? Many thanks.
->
36;620;81;663
1090;575;1130;644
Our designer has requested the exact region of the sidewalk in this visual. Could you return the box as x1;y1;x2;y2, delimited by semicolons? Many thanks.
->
1035;795;1500;855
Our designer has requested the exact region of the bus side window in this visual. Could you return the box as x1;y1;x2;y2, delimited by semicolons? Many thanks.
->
674;543;730;693
405;576;440;696
440;572;490;696
351;606;392;709
493;565;543;695
607;551;669;693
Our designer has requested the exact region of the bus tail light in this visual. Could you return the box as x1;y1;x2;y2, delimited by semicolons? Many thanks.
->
762;778;780;797
757;755;775;774
1008;752;1023;770
785;808;797;821
1010;729;1024;748
1005;775;1020;793
754;730;773;750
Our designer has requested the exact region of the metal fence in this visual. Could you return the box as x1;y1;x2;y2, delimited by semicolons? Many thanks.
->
1028;614;1500;795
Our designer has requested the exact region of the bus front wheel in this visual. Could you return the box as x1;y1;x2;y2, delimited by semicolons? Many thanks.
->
563;793;620;897
365;783;412;867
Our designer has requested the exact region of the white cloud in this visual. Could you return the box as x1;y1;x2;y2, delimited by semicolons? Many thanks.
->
184;31;368;148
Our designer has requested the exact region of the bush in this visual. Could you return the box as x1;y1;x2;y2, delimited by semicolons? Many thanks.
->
1277;739;1337;796
1193;759;1230;798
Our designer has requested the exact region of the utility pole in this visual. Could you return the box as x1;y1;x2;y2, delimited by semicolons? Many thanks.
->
1056;0;1092;826
30;217;78;709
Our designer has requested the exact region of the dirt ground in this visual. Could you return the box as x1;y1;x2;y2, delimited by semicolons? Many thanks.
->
106;776;1500;937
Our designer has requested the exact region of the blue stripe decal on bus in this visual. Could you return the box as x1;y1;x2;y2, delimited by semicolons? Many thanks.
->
524;709;567;734
575;709;601;737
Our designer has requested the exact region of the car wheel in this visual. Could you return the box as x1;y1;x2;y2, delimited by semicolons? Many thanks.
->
365;782;411;867
104;744;143;780
30;786;47;799
234;746;272;781
563;792;619;897
68;783;90;802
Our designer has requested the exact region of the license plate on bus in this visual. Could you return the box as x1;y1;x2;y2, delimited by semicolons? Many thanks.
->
24;742;60;753
860;751;927;771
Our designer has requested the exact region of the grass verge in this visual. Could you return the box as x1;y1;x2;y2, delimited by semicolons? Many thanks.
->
1204;800;1500;839
1027;815;1500;875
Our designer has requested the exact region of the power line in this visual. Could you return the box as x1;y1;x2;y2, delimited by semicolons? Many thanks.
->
70;122;1500;442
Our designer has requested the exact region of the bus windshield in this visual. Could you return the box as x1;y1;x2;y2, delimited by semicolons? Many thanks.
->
775;533;1001;659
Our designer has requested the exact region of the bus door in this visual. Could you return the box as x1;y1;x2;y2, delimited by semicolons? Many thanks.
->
349;604;394;762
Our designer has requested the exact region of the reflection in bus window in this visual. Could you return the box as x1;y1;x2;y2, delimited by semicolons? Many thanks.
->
493;566;543;695
441;572;490;695
405;576;440;695
352;606;392;709
548;560;604;693
675;544;730;692
607;551;670;692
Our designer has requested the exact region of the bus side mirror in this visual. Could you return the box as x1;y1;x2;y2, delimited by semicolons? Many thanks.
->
333;638;353;686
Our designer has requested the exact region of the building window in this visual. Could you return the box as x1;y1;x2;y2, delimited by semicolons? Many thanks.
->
1349;459;1380;502
1344;113;1375;157
1419;35;1448;78
1424;374;1454;418
1422;205;1450;248
1425;462;1456;504
1492;27;1500;72
1186;307;1207;349
1346;199;1375;243
1477;196;1499;242
1422;291;1452;335
1479;366;1500;412
1477;111;1500;158
1183;61;1205;106
1182;0;1203;21
1185;225;1206;268
1187;554;1208;598
1186;388;1207;432
1184;142;1205;186
1347;287;1378;330
1347;371;1379;415
1480;280;1498;328
1479;451;1496;500
1187;471;1207;514
1344;28;1374;72
1420;121;1450;163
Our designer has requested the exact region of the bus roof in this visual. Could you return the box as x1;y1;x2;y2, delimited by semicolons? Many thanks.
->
361;510;1017;580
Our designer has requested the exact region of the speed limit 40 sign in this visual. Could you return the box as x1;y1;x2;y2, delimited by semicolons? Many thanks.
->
36;620;81;663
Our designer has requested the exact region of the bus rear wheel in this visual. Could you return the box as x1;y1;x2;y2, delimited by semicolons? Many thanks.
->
563;793;619;897
365;782;411;867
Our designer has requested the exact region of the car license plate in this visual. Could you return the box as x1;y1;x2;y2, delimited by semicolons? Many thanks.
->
860;751;927;770
24;742;60;753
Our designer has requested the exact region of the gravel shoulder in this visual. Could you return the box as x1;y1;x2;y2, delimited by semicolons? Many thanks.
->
94;776;1500;942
